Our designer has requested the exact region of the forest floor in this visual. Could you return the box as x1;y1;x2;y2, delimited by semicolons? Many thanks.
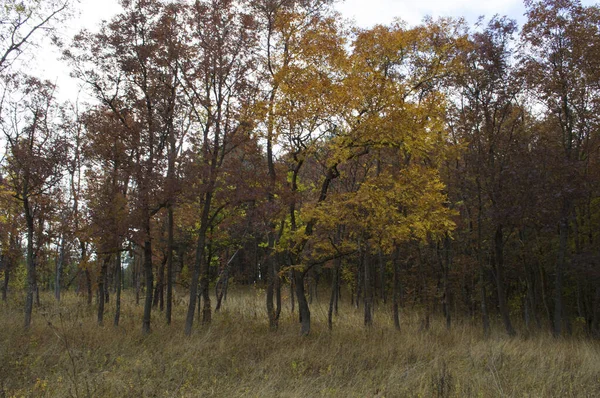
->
1;287;599;397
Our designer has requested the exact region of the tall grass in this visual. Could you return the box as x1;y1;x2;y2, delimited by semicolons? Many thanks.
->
1;287;599;397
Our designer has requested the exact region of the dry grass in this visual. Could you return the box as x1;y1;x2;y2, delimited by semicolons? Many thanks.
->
1;287;599;397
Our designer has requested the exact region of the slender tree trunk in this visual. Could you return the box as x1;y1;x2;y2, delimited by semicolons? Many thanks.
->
142;220;154;334
166;206;174;325
308;268;318;304
592;286;600;336
494;225;515;336
290;270;295;313
418;247;430;331
84;268;92;305
275;258;282;321
355;260;362;309
114;252;122;327
335;268;340;315
393;246;401;331
554;199;569;337
2;258;9;302
185;191;212;335
55;234;65;301
104;262;110;304
134;250;141;306
442;235;451;330
153;255;166;310
379;249;386;304
295;269;310;336
364;247;373;327
24;199;36;330
98;254;110;326
328;257;341;331
201;243;212;325
266;234;277;330
476;180;490;336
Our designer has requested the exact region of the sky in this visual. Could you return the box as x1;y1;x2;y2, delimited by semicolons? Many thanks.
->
33;0;597;100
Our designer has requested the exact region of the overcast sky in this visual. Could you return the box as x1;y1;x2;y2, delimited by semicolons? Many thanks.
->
35;0;597;99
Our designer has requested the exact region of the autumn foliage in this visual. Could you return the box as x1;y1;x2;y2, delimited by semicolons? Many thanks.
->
1;0;600;349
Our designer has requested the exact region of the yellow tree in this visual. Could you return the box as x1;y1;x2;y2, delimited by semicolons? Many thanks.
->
252;0;342;330
279;18;464;334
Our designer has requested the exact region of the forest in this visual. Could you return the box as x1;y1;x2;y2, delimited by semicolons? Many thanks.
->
2;0;600;337
1;0;600;394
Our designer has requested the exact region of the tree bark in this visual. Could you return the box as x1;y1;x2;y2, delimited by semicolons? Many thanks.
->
295;269;310;336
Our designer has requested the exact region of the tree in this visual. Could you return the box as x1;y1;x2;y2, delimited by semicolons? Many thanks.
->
0;0;70;74
1;76;68;329
521;0;600;336
182;0;259;335
67;0;187;334
448;16;523;336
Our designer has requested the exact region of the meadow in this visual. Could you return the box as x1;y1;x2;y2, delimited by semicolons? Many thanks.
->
1;288;599;397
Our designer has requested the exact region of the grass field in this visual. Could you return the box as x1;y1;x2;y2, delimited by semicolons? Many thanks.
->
1;287;599;397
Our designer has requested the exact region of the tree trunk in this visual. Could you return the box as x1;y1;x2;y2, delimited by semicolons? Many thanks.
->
201;244;212;325
2;259;9;302
290;271;295;313
592;286;600;336
442;235;451;330
295;269;310;336
153;255;166;310
166;206;174;325
185;191;212;335
476;180;490;336
55;234;65;301
104;262;110;304
418;247;430;331
216;249;238;312
393;246;401;331
134;250;141;306
266;234;277;330
98;254;110;326
142;226;154;334
355;260;362;309
554;199;569;337
24;199;36;330
379;249;386;304
114;252;122;327
275;258;282;321
494;225;515;336
363;247;373;327
328;257;341;331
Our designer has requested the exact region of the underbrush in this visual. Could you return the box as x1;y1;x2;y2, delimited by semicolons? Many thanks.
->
1;288;599;397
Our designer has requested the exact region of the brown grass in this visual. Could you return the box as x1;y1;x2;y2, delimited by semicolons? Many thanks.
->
1;287;599;397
